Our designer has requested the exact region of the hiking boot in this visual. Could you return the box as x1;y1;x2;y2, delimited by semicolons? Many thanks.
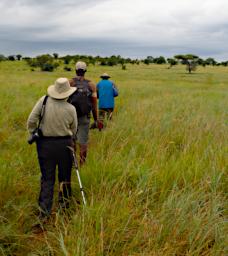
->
31;214;49;234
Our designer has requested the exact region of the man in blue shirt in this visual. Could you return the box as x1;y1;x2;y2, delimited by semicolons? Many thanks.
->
96;73;118;130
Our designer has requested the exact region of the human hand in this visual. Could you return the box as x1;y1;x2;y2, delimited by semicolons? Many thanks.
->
97;120;103;131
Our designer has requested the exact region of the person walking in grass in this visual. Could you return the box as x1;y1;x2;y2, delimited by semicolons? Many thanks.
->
27;78;77;220
96;73;119;129
69;61;101;165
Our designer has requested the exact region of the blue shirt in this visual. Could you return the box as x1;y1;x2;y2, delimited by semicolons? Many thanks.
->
97;80;116;109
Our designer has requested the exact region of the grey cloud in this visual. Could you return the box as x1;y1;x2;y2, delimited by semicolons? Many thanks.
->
1;38;228;61
0;25;60;41
0;0;107;9
0;0;228;61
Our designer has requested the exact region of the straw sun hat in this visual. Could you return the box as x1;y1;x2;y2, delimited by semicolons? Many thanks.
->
100;73;110;78
47;78;76;99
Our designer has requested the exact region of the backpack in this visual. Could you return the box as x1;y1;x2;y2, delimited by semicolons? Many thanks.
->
69;78;92;117
113;84;119;97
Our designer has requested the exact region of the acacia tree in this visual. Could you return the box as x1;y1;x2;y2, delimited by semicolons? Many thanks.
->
16;54;22;60
53;53;59;59
8;55;16;61
174;54;199;73
25;54;59;71
63;55;72;64
143;56;154;65
205;57;217;66
167;58;178;68
0;54;6;61
153;56;166;64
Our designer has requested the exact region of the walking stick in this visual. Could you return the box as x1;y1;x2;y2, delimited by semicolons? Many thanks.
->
67;146;87;206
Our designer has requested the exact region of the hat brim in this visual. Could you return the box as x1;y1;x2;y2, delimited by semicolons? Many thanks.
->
100;75;110;78
47;85;76;99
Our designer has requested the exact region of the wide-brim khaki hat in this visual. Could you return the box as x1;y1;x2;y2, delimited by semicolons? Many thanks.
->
100;73;110;78
47;78;76;99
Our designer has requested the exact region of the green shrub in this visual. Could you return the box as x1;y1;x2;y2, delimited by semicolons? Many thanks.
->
64;66;72;71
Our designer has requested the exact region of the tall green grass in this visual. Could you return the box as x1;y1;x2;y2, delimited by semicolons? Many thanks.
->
0;61;227;255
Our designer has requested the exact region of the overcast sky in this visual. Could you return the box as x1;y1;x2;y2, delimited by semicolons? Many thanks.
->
0;0;228;60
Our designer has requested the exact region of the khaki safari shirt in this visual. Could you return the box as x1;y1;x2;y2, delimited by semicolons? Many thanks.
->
27;96;77;137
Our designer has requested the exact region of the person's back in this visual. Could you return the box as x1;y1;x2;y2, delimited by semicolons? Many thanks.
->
97;79;115;109
28;96;77;137
69;61;98;165
69;77;93;118
96;73;118;129
27;78;77;221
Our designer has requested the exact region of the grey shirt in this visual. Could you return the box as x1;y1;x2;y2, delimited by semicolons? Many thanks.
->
27;96;77;137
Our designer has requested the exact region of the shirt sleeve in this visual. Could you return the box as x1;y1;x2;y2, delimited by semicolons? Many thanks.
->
27;96;45;134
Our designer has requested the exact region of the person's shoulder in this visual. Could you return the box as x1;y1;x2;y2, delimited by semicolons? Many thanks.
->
106;80;115;86
98;79;108;86
66;101;75;108
37;95;47;104
40;95;47;100
69;78;76;86
65;102;76;113
88;80;96;91
86;78;93;85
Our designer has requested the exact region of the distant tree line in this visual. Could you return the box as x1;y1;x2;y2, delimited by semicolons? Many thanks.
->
0;53;228;73
0;54;22;61
24;54;60;71
141;54;228;73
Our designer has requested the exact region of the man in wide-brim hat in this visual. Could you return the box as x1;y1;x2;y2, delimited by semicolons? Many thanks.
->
47;77;76;99
96;72;119;129
27;77;77;221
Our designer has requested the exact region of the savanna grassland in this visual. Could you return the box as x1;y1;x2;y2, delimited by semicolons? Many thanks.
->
0;61;227;255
